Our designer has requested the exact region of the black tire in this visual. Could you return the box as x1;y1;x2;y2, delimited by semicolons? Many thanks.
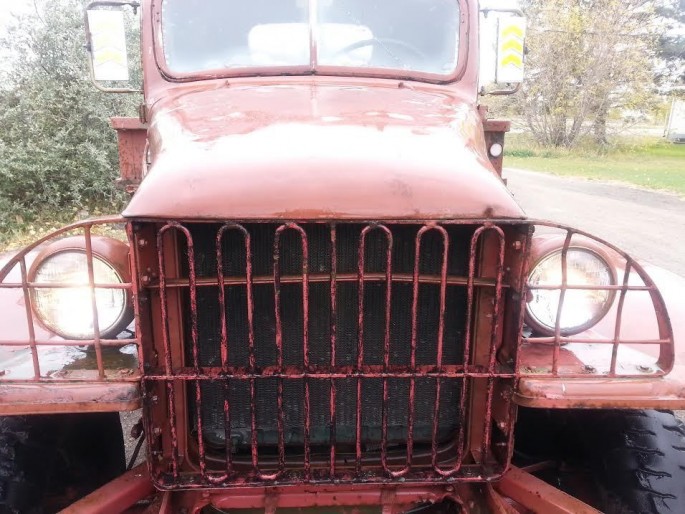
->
582;410;685;514
0;413;126;513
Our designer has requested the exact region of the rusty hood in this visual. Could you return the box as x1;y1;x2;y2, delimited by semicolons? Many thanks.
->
124;81;524;220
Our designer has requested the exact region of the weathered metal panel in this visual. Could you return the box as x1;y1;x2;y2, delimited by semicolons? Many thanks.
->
138;219;521;489
123;85;524;221
111;117;147;194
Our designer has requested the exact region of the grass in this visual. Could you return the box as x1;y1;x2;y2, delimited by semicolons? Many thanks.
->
505;135;685;196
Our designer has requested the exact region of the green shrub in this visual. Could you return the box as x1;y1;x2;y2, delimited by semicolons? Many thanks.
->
505;148;537;158
0;0;138;236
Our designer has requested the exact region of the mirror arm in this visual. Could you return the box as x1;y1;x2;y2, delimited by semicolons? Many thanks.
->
85;1;140;11
480;7;525;17
480;83;522;97
84;0;142;94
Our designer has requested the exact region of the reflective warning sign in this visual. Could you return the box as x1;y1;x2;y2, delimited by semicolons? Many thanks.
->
496;17;526;84
87;10;129;82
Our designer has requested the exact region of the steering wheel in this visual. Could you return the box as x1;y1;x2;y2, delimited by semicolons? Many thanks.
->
335;38;426;64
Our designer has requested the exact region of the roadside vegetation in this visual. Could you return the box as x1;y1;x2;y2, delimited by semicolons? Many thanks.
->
505;135;685;196
0;0;138;251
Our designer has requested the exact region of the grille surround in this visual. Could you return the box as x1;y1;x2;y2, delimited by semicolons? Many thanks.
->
140;220;524;489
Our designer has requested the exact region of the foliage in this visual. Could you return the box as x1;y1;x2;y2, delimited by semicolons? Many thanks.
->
656;0;685;89
505;134;685;194
519;0;660;147
0;0;140;236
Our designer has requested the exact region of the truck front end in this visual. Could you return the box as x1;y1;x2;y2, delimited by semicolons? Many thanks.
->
1;1;684;512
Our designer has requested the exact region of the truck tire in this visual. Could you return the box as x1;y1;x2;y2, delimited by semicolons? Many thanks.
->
0;413;126;513
583;410;685;514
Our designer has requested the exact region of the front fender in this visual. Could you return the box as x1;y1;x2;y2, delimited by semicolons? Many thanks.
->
0;219;142;415
515;230;685;409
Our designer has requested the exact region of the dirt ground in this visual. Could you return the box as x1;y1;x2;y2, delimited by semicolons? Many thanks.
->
121;410;145;467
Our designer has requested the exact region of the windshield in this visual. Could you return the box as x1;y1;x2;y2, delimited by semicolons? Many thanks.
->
161;0;461;77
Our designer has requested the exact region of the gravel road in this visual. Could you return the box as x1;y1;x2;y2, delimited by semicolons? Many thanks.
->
505;168;685;277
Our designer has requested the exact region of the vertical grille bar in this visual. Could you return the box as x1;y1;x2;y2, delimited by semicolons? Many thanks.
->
272;225;290;479
329;224;337;477
441;225;482;477
244;230;258;476
356;226;368;475
213;224;252;480
479;226;506;464
296;225;312;477
403;227;422;475
215;225;231;480
272;223;310;478
429;226;449;473
183;229;208;479
157;224;181;478
380;227;393;477
357;224;394;477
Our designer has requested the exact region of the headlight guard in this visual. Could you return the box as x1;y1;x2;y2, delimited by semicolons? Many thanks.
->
0;216;141;413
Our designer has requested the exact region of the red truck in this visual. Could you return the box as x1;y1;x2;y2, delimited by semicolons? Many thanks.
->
1;1;684;512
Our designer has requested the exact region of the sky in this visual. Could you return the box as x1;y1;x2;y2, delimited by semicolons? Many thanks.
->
0;0;33;33
0;1;32;68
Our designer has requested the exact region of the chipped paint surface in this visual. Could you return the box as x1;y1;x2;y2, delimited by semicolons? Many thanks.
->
124;82;524;220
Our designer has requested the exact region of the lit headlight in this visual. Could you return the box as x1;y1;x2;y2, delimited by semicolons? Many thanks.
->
30;238;132;340
527;248;615;335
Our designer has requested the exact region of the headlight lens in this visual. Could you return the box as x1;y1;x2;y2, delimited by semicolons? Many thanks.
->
32;251;127;339
527;248;614;335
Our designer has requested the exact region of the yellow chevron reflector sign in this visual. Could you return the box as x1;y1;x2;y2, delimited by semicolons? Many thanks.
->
87;10;129;82
496;17;527;84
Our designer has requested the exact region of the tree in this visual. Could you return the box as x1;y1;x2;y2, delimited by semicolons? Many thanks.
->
0;0;139;233
520;0;659;147
656;0;685;89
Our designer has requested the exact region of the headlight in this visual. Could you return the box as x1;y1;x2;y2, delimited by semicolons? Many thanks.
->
30;238;132;340
527;248;615;335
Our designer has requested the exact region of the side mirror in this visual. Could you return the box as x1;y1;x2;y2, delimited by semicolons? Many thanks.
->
85;1;141;93
479;7;527;95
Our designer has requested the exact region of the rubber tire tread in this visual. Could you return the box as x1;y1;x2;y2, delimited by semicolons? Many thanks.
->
582;410;685;514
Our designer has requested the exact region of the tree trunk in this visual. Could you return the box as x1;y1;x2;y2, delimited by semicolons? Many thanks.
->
593;106;609;146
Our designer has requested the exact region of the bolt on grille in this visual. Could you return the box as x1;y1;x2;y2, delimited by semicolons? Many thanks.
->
141;221;523;488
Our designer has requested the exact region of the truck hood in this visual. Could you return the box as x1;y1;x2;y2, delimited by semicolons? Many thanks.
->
124;81;524;220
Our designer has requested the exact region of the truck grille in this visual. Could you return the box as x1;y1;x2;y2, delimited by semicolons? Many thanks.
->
142;220;520;488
